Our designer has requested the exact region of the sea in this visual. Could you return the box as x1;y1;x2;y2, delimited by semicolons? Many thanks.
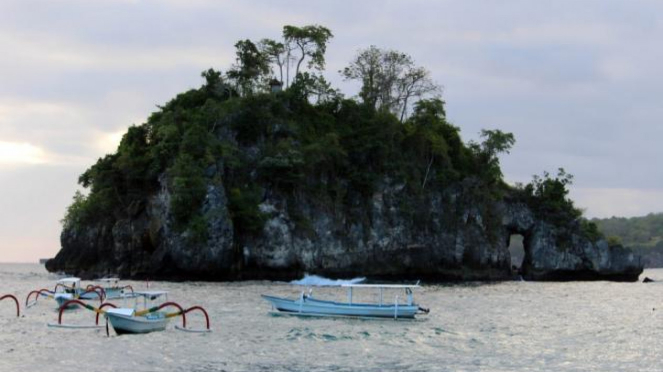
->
0;263;661;372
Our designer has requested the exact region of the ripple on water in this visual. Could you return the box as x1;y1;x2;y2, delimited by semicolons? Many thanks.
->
1;264;663;371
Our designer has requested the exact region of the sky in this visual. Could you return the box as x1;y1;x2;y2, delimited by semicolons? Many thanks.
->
1;0;662;262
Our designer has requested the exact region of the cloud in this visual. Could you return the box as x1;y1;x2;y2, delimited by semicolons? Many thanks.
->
0;32;234;73
0;141;47;166
96;129;125;156
0;98;142;166
572;188;663;218
2;0;663;261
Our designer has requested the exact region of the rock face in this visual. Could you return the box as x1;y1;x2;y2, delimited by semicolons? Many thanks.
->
501;202;642;281
47;175;643;282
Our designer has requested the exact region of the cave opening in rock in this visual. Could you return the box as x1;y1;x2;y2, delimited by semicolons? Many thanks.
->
508;234;525;271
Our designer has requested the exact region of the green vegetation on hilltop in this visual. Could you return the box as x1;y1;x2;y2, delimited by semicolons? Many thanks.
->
61;25;593;244
592;213;663;248
592;213;663;267
511;169;601;242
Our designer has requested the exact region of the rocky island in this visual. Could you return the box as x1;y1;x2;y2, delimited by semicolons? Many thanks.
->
47;26;643;282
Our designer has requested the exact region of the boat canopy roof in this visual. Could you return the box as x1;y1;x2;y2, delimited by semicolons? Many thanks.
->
340;283;420;289
57;277;81;285
133;290;168;298
105;308;135;316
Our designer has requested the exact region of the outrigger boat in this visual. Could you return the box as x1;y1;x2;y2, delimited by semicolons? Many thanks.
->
105;291;174;335
79;278;133;300
54;278;84;308
50;290;211;335
25;277;104;309
262;283;429;319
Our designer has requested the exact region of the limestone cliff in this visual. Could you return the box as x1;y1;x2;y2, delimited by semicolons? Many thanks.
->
46;82;642;282
47;175;642;282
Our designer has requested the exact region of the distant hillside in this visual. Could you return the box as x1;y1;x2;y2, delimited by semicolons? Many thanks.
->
592;213;663;267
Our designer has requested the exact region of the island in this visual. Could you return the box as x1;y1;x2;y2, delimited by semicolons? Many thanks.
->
46;25;643;282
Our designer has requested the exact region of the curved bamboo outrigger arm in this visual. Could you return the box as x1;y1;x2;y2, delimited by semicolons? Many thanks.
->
95;303;118;325
80;286;106;302
58;300;93;324
25;288;53;308
176;306;211;332
48;299;105;329
53;283;68;293
0;294;20;317
145;302;187;328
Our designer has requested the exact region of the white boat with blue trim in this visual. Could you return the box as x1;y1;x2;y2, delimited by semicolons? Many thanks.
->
105;290;172;335
78;278;133;300
262;283;429;319
105;307;170;335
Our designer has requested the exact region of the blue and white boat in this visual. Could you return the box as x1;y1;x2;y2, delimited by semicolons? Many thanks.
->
54;278;86;309
105;291;173;335
78;278;133;300
262;283;429;319
105;308;170;335
26;277;104;309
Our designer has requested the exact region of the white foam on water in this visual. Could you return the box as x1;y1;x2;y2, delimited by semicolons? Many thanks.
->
290;274;365;286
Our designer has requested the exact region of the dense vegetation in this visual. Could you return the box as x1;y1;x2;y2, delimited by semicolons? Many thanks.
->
591;213;663;267
510;169;601;242
61;25;592;245
592;213;663;248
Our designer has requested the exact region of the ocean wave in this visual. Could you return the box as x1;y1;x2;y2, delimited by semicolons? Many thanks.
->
290;274;365;286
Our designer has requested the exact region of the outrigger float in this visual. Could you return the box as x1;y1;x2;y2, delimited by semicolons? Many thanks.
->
262;283;430;320
1;294;20;317
49;291;211;335
25;277;105;309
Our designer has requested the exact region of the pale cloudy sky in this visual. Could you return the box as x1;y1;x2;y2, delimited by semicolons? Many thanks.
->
1;0;662;262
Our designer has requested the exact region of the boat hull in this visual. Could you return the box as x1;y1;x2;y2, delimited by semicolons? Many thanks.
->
78;288;124;300
106;313;169;335
261;295;420;319
55;294;77;309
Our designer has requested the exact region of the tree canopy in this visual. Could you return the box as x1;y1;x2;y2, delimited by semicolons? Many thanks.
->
341;45;439;121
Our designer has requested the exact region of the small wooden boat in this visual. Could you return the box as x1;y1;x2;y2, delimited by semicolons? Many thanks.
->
54;278;85;309
49;289;210;334
25;277;104;309
262;283;429;319
79;278;133;300
104;307;169;335
105;291;186;335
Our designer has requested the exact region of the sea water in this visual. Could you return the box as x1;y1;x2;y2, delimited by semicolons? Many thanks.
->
0;263;661;372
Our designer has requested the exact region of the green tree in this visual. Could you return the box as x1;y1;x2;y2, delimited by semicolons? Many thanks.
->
61;191;89;229
520;168;582;224
341;45;439;120
288;72;340;103
226;39;271;96
606;235;623;246
201;68;234;98
469;129;515;182
283;25;333;87
169;153;207;227
259;38;287;85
